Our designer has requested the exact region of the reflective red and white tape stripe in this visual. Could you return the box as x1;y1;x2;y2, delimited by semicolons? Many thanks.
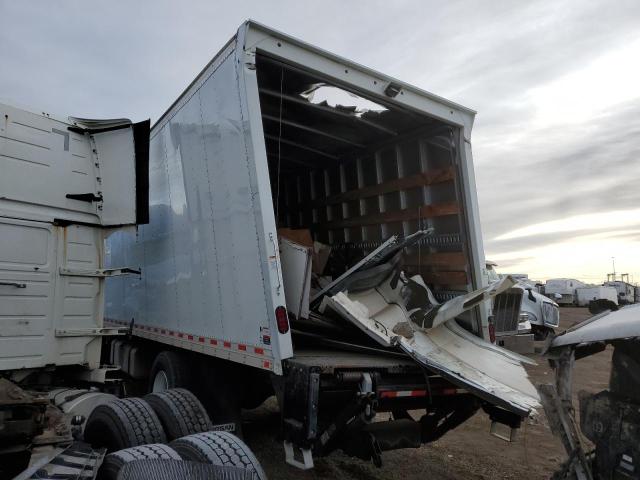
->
379;389;427;399
379;388;466;399
105;319;273;371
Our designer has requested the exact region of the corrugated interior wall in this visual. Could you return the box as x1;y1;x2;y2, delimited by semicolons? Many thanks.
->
256;54;470;300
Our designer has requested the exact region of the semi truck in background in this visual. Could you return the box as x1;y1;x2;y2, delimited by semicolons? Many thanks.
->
486;262;559;345
0;21;541;475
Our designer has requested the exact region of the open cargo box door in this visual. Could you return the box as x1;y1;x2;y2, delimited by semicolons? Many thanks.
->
321;273;540;417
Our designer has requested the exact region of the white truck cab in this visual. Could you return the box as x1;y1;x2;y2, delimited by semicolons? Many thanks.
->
516;280;560;340
486;262;559;343
0;103;149;374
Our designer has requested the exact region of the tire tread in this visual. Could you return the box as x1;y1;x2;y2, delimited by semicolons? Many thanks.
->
85;398;166;452
145;388;212;440
99;444;181;480
171;431;265;479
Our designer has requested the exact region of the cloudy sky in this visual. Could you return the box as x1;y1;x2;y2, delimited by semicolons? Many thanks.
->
2;0;639;283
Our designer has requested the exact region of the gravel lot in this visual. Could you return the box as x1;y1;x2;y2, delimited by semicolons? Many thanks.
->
242;307;609;479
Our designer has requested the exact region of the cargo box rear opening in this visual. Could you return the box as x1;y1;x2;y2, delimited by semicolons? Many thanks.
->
255;53;474;324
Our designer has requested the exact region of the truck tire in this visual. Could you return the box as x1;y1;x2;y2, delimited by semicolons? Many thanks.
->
118;459;259;480
145;388;213;440
170;431;266;480
99;444;181;480
149;351;191;393
84;398;166;451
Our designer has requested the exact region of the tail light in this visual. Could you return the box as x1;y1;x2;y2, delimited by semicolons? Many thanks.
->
275;306;289;334
488;320;496;344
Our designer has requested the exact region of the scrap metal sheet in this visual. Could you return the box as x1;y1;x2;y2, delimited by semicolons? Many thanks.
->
323;275;540;416
550;304;640;349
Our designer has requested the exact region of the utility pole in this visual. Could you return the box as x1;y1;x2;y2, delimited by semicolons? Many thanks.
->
607;257;617;283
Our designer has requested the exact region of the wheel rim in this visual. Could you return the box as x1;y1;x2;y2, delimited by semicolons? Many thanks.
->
152;370;169;392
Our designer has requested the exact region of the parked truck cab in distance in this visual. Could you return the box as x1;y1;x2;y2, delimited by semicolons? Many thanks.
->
486;262;559;344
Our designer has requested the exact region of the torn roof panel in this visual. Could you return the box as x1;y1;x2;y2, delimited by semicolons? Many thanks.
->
255;53;440;161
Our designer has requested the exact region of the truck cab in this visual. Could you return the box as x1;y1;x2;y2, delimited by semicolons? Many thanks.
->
486;262;559;343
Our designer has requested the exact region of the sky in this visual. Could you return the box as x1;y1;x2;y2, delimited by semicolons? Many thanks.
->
1;0;639;284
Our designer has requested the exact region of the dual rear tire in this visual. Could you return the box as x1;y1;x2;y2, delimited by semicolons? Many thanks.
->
85;389;212;451
90;390;264;479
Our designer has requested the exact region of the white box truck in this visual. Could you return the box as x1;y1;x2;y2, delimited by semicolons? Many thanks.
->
104;21;539;468
605;280;636;305
576;286;619;307
544;278;586;305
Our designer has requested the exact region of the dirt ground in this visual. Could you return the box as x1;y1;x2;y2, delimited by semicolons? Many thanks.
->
242;307;610;479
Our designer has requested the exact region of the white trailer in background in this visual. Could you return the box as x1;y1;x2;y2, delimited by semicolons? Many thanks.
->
576;286;619;307
544;278;586;305
105;21;539;469
605;280;636;305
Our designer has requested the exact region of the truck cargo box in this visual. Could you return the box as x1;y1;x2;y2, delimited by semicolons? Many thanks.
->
105;21;489;375
104;21;540;468
576;286;618;307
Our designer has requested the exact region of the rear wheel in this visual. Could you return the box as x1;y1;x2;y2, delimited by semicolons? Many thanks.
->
99;444;181;480
145;388;213;440
170;431;266;480
84;398;166;452
149;351;191;393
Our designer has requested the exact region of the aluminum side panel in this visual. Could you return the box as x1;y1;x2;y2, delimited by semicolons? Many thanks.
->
107;45;289;369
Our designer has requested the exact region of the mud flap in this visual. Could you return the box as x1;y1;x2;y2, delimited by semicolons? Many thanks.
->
322;275;540;416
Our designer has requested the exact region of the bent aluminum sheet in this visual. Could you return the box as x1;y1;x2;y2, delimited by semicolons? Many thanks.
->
310;229;433;306
550;303;640;350
323;275;540;416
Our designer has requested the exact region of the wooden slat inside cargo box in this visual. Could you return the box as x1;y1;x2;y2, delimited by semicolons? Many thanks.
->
307;167;455;208
316;202;460;230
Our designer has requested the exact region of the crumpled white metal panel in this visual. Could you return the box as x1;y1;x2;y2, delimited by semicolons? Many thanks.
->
323;276;540;416
550;303;640;349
